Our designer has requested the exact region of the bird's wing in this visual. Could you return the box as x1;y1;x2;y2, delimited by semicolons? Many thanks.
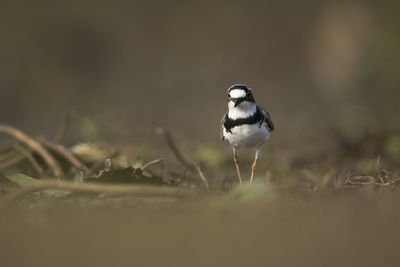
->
258;106;274;131
220;111;227;141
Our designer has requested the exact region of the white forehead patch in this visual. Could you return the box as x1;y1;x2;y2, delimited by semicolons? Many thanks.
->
229;89;246;98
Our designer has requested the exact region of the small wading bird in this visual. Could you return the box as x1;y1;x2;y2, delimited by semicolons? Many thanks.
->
221;84;274;184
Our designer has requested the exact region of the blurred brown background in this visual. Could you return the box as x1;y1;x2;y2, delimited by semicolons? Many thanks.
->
1;0;399;163
1;2;400;267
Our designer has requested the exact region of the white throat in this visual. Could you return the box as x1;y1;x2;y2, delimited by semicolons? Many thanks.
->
228;101;257;120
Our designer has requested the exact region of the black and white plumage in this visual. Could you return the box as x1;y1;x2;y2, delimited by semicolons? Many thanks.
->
220;84;274;184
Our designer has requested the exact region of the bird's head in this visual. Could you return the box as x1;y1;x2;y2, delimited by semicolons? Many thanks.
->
227;84;255;110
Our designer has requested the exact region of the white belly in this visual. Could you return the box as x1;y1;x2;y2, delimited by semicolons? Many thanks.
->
223;123;270;149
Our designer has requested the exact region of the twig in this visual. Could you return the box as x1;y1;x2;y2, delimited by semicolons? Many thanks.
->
53;113;70;144
192;161;210;191
0;148;20;163
142;158;164;171
38;138;92;175
344;172;400;187
0;125;63;177
265;170;271;184
89;158;112;179
156;128;195;171
90;150;120;173
376;155;384;184
0;152;25;170
13;143;44;176
1;180;198;203
345;179;400;187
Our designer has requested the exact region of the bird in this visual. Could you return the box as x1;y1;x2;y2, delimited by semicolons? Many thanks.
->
220;84;274;184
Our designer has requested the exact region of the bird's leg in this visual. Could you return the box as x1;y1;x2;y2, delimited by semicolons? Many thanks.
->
250;148;260;184
233;147;242;185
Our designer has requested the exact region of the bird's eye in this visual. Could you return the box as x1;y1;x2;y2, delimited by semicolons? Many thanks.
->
246;92;251;99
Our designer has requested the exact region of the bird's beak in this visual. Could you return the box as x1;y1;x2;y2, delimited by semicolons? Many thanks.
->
234;98;244;107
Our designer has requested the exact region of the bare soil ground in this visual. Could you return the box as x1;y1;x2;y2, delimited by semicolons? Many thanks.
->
1;187;400;267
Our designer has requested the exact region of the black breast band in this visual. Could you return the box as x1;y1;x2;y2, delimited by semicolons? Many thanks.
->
224;108;264;133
